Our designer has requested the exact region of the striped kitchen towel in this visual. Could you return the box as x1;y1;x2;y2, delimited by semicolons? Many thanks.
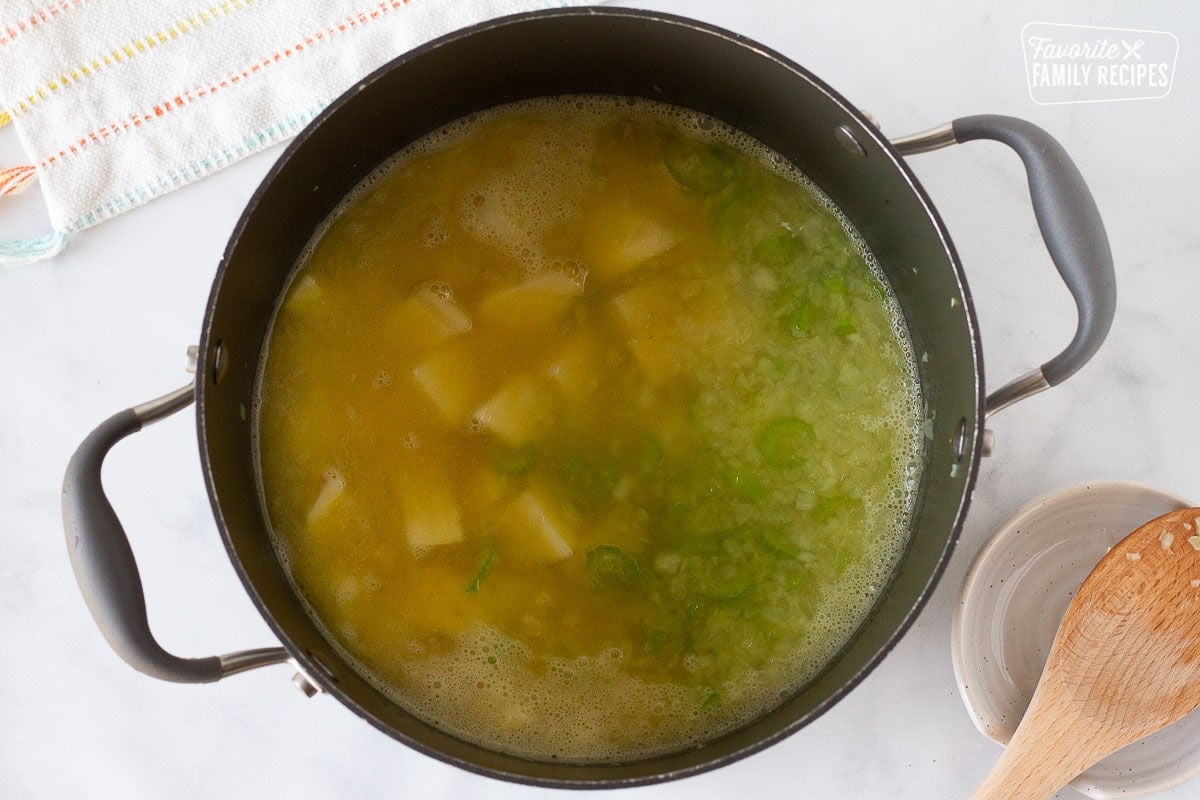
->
0;0;590;264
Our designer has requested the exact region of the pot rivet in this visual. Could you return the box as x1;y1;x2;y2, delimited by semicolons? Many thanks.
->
210;339;228;385
835;124;867;157
291;670;321;698
981;428;995;458
307;649;340;684
953;416;969;462
185;345;199;375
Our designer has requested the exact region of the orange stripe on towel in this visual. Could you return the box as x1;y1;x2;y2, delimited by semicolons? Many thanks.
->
0;165;38;196
0;0;85;47
3;0;257;122
39;0;410;168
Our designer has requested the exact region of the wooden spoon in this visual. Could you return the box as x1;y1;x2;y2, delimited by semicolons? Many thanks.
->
971;507;1200;800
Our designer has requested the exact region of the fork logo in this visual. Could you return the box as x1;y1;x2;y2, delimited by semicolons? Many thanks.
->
1022;23;1177;105
1121;39;1144;60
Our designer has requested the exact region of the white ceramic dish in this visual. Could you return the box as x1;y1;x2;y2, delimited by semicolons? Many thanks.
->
952;481;1200;798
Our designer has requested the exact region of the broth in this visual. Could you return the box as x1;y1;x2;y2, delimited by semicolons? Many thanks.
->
256;96;922;762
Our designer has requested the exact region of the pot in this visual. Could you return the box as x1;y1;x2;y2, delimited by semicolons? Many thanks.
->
62;7;1115;788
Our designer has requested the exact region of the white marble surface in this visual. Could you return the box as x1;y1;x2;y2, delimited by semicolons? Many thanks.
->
2;1;1198;797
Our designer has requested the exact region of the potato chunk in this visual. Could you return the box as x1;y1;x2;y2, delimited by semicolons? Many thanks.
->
544;329;606;404
477;270;584;332
389;281;472;358
412;344;482;426
609;282;682;384
473;374;555;446
581;200;684;281
306;468;346;526
400;473;465;552
494;487;577;563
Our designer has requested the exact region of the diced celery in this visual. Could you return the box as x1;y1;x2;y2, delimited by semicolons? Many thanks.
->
812;493;864;523
834;313;857;337
663;138;736;195
816;535;862;576
798;214;844;253
756;418;814;468
701;689;722;708
637;432;664;475
654;553;682;575
681;598;708;651
702;576;755;603
676;534;720;556
723;468;766;502
712;188;755;242
752;525;799;558
466;543;499;594
752;232;800;269
642;610;683;659
821;274;848;296
789;300;814;334
586;545;647;592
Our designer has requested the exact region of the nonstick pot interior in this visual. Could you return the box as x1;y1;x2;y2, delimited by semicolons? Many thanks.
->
198;7;982;787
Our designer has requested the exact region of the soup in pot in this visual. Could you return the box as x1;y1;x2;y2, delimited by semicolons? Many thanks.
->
256;96;922;762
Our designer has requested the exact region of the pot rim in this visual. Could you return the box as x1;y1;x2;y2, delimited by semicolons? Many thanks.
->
197;5;984;788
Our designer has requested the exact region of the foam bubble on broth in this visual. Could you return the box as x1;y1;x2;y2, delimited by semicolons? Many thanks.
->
253;95;925;763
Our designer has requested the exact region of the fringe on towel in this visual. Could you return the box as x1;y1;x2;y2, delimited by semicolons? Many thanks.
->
0;164;37;196
0;230;68;264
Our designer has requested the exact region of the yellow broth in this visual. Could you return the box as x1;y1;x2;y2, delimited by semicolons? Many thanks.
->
256;97;922;762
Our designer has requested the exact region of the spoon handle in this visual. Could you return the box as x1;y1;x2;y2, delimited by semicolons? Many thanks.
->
970;734;1090;800
969;696;1100;800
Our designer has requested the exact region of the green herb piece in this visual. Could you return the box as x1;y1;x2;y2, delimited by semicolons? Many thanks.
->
702;576;756;603
756;418;814;468
465;544;499;595
494;443;538;476
834;312;857;336
701;689;722;708
676;534;721;556
712;188;754;240
664;138;736;195
821;274;848;296
561;452;622;510
752;231;800;268
789;300;815;334
586;545;647;592
752;525;799;558
723;468;767;502
637;432;665;475
642;609;684;659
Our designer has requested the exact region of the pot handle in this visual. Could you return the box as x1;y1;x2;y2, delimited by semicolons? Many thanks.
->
893;114;1116;417
62;381;290;683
